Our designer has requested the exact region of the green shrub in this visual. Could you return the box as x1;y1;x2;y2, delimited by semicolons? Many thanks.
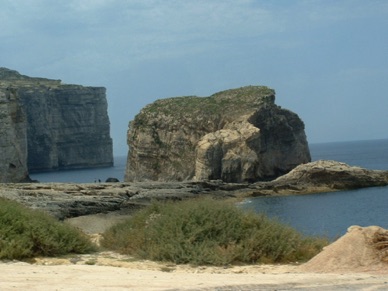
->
102;198;328;265
0;198;96;260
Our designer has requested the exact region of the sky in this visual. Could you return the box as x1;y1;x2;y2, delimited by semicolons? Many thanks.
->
1;0;388;156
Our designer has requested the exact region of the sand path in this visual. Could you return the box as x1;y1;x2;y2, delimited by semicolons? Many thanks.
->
1;255;387;290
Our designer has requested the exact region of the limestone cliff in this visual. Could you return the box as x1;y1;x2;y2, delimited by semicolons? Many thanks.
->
0;86;29;182
126;86;311;182
0;68;113;172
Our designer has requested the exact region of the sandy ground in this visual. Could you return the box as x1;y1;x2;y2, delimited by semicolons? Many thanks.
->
1;251;387;290
1;214;387;290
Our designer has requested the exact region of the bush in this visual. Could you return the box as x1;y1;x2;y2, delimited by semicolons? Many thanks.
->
102;198;328;265
0;198;96;260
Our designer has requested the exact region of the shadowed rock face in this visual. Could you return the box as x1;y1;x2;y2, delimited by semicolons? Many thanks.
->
0;86;29;182
0;68;113;172
126;86;311;182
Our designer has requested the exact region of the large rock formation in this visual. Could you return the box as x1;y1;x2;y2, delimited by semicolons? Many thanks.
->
0;86;29;182
0;68;113;172
126;86;311;182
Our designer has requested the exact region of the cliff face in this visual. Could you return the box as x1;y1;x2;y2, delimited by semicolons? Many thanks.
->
0;86;29;182
0;68;113;172
20;85;113;172
126;86;311;182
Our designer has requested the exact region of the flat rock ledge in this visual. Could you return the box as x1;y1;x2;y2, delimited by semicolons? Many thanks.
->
0;160;387;219
0;181;248;220
251;160;388;196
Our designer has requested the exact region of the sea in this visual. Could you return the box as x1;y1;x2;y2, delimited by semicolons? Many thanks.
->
30;139;388;240
30;156;128;184
242;139;388;240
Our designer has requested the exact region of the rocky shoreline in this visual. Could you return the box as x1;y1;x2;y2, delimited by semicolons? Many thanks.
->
1;160;387;220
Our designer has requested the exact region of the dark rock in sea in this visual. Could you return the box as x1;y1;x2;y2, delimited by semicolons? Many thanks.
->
126;86;311;183
105;177;120;183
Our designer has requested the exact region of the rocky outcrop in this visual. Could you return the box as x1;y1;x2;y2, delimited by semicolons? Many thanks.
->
300;225;388;273
126;86;311;182
0;67;113;172
0;86;29;182
250;160;388;195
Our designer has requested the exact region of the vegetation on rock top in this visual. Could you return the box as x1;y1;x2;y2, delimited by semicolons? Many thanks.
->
132;86;275;127
0;67;61;88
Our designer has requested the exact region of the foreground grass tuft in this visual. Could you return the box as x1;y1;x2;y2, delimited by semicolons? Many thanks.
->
102;198;328;266
0;198;96;260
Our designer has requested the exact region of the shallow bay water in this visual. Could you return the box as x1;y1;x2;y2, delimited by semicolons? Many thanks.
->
241;187;388;240
242;139;388;239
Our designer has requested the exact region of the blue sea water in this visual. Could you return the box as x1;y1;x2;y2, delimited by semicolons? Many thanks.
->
310;139;388;170
242;139;388;240
30;139;388;239
30;156;128;183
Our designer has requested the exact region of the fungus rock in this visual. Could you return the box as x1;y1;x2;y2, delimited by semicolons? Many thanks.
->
126;86;310;182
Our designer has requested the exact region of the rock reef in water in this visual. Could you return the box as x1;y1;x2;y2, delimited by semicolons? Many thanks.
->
0;67;113;173
251;160;388;195
126;86;311;182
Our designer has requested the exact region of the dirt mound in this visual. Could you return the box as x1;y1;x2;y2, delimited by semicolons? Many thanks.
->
300;225;388;274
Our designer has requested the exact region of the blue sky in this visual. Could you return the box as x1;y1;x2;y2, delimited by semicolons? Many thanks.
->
1;0;388;156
